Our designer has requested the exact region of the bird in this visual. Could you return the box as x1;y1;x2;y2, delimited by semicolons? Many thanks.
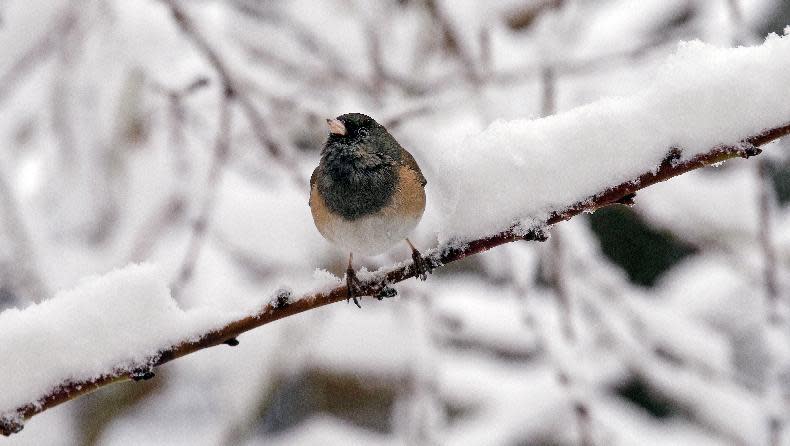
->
309;113;431;307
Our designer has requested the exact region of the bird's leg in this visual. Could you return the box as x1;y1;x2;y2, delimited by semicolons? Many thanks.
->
376;284;397;300
406;238;432;281
346;252;362;308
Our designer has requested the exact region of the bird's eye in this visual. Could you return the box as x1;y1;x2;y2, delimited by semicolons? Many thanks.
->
358;128;369;138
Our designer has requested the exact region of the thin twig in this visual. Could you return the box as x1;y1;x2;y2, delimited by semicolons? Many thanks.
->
724;2;783;444
129;77;209;262
505;0;564;30
542;63;593;445
425;0;484;86
0;5;77;104
756;159;780;319
162;0;291;166
170;88;234;299
232;3;377;94
367;23;386;103
2;123;789;435
541;65;574;341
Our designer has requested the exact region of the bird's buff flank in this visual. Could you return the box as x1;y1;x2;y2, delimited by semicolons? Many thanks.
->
309;113;431;307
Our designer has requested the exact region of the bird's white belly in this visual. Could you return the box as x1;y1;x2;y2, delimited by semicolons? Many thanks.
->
322;212;421;256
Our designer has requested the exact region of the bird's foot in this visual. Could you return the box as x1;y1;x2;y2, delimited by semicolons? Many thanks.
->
130;367;155;381
411;249;433;281
376;285;397;300
346;267;363;308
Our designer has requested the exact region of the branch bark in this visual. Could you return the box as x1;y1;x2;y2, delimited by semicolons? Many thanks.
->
2;122;789;436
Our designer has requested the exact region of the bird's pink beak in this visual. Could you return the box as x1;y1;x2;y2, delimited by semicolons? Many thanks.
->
326;118;347;136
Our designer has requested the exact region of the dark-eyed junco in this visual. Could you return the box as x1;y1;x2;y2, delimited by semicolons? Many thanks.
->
310;113;431;307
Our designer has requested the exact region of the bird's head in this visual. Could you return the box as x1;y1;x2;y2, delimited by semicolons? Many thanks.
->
323;113;400;160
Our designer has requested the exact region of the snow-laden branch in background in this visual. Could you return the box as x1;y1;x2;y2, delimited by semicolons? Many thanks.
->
2;32;790;436
161;0;294;169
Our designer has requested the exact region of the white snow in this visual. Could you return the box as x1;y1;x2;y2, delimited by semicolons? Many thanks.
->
0;264;222;418
0;257;353;420
1;15;789;445
430;32;790;241
638;167;761;246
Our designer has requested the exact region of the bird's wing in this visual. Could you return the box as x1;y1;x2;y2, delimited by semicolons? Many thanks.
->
309;166;318;205
400;149;427;187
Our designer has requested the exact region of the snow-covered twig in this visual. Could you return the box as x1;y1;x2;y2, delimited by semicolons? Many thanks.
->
756;159;780;319
544;229;595;446
170;89;234;299
0;4;77;105
2;119;788;436
541;60;594;446
541;64;574;342
128;77;209;262
162;0;289;165
724;3;785;444
424;0;481;84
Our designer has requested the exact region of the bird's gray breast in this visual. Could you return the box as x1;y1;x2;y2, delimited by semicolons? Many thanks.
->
318;159;398;221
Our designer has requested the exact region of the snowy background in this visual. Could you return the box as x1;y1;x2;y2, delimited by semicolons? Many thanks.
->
1;0;790;445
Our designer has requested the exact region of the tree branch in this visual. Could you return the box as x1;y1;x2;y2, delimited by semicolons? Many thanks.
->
0;4;78;105
170;87;235;299
161;0;291;166
2;122;789;436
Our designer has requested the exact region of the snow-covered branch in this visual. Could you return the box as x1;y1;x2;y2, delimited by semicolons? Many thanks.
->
0;122;787;437
2;31;790;437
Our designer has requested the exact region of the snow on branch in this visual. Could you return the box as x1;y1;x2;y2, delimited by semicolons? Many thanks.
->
2;33;790;436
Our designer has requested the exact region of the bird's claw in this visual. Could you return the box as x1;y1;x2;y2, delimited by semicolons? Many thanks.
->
735;141;761;158
346;265;396;306
346;267;363;308
376;285;397;300
411;249;433;281
130;368;155;381
0;416;24;435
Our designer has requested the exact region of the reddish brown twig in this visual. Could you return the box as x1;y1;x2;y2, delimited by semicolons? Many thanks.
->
2;122;789;436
